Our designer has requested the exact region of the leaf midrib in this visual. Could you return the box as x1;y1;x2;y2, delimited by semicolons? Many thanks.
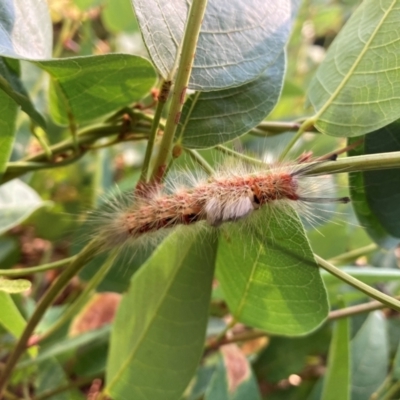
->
314;0;396;120
105;234;194;394
234;241;262;319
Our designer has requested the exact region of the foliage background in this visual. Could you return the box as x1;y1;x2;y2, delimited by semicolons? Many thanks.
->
2;0;400;399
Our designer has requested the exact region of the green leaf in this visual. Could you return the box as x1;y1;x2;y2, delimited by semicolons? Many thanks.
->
393;330;400;379
0;237;19;268
205;345;261;400
105;228;218;400
34;54;156;125
186;363;217;400
0;57;46;129
73;0;102;10
0;290;37;357
0;0;52;59
0;179;48;235
0;291;27;336
0;278;31;293
0;84;17;175
349;122;400;248
35;358;85;400
307;0;400;137
254;326;330;383
180;52;285;148
102;0;138;33
321;318;350;400
350;120;400;247
351;311;389;400
216;209;329;335
17;325;111;369
133;0;293;90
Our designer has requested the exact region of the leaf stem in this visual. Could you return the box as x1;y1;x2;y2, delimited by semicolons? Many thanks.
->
215;145;265;166
256;120;302;133
139;80;171;183
150;0;209;182
380;380;400;400
328;243;378;264
0;257;74;277
0;239;100;397
328;297;400;320
184;148;215;175
278;119;315;161
206;318;237;350
305;151;400;175
1;123;151;183
315;254;400;311
37;250;118;342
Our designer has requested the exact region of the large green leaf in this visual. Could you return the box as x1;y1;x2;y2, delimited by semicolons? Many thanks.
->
0;85;17;175
132;0;292;90
307;0;400;137
351;311;389;400
34;54;156;125
349;122;400;248
105;229;218;400
0;179;47;235
216;209;329;335
180;52;285;148
321;318;350;400
205;345;261;400
0;0;52;59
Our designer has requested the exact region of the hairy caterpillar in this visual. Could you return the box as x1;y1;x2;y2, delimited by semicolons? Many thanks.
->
95;154;350;250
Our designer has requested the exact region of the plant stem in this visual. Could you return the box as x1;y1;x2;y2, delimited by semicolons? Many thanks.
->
328;297;400;320
305;151;400;175
370;373;393;400
206;318;237;350
139;80;171;183
380;380;400;400
205;328;265;351
215;145;265;166
256;120;302;133
38;250;118;342
185;148;215;175
315;255;400;311
150;0;209;182
328;243;378;264
0;239;100;397
278;119;315;161
2;124;151;183
205;296;400;350
0;257;74;277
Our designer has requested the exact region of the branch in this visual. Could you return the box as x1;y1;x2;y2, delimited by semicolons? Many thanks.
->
0;239;100;397
150;0;209;182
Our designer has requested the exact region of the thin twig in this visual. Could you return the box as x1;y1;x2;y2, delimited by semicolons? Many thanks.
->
0;239;100;397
